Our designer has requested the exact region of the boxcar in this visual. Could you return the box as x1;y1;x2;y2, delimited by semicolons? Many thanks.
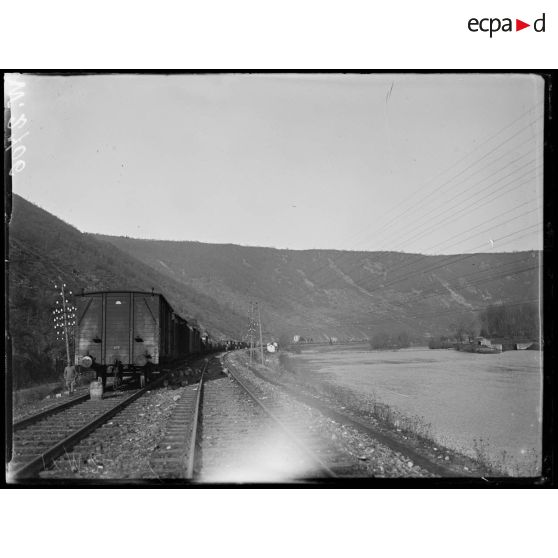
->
188;324;201;355
75;290;191;386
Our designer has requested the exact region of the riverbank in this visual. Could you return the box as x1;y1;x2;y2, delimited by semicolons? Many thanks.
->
267;347;542;476
242;352;497;477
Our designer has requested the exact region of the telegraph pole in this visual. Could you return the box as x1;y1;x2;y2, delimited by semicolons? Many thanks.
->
257;302;264;366
61;282;71;366
53;279;76;368
248;301;254;364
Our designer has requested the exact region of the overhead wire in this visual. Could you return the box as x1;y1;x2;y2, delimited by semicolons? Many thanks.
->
302;109;543;288
256;105;544;337
315;167;542;294
378;152;538;251
336;297;541;328
362;196;541;284
334;100;544;251
389;263;540;309
363;223;541;294
384;160;541;253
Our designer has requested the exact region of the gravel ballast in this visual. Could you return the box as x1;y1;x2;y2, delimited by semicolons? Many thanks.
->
225;352;434;478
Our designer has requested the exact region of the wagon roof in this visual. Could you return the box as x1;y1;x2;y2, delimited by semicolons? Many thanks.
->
81;289;166;299
80;291;210;334
79;290;183;320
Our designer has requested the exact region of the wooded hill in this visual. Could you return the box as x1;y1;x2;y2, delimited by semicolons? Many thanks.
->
8;194;245;387
96;233;540;343
9;194;540;387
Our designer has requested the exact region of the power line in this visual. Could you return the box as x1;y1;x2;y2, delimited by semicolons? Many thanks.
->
363;224;540;295
337;297;541;328
389;263;540;310
400;297;541;322
385;159;541;253
376;117;541;242
313;163;541;295
410;202;539;256
379;152;537;250
368;200;540;283
278;255;536;330
304;115;537;288
336;103;543;252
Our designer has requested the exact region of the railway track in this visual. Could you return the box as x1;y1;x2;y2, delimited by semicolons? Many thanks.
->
13;392;91;430
12;351;452;482
224;362;338;479
146;355;343;482
197;355;366;482
149;356;337;482
8;376;168;481
148;359;208;479
235;355;466;478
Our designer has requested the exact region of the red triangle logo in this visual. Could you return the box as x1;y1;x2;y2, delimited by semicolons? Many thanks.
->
516;19;530;31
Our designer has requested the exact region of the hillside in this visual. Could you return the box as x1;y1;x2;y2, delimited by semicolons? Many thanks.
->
96;234;540;342
8;194;246;387
8;194;540;387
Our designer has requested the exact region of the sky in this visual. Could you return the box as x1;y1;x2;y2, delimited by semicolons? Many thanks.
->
8;73;544;254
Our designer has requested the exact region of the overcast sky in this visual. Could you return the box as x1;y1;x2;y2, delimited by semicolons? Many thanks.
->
9;73;543;254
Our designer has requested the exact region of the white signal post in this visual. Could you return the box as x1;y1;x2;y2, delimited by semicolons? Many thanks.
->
61;282;71;367
53;279;76;368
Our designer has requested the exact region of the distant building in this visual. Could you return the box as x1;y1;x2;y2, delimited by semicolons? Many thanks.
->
474;337;503;352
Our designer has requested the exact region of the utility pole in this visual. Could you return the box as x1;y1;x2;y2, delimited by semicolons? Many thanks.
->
257;302;264;366
53;279;76;367
61;282;71;366
248;301;255;364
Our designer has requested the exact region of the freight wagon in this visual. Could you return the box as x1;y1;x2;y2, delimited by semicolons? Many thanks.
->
75;290;199;387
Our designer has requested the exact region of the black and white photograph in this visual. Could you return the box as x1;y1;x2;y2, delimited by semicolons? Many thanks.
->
4;72;547;485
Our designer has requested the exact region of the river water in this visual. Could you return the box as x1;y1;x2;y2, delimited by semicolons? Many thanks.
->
290;345;542;475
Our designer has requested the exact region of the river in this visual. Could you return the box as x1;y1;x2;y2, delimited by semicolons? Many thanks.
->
290;345;542;475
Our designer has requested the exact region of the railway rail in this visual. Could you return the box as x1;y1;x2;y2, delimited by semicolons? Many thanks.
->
8;375;168;481
225;362;336;478
9;351;458;482
148;359;208;479
149;356;338;482
236;355;466;478
13;392;91;431
201;354;360;481
148;355;343;481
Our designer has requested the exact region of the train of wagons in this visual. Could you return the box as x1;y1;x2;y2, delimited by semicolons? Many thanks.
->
74;290;242;387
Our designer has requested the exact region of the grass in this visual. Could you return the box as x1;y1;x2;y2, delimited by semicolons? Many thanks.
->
12;371;98;407
269;350;541;477
12;382;63;405
269;350;435;444
471;439;540;476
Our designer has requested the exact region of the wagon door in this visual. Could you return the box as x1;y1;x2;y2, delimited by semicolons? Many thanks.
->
105;293;131;365
75;294;103;365
133;294;160;365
